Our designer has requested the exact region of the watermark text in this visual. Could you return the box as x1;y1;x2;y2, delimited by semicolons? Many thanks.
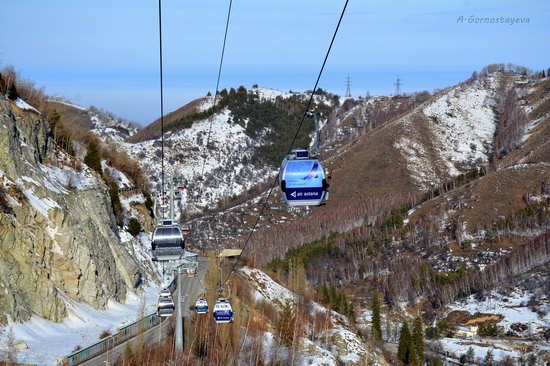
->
457;15;530;25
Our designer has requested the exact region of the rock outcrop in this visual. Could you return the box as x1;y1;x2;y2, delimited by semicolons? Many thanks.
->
0;96;142;323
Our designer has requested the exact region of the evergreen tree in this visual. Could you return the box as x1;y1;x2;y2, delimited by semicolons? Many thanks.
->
466;346;475;364
408;346;419;366
109;182;123;226
276;301;296;347
397;322;412;364
143;191;154;216
48;109;61;129
371;292;383;342
411;316;424;363
527;354;536;366
84;140;102;174
7;82;18;100
128;218;142;237
484;349;494;366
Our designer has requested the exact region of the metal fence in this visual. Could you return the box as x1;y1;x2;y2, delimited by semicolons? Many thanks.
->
62;313;160;366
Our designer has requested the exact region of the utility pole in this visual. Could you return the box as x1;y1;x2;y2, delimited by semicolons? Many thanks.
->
394;74;402;96
345;74;352;98
175;269;183;352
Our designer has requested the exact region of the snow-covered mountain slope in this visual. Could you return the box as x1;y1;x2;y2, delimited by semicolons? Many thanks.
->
239;268;388;366
124;107;274;209
0;283;160;366
123;87;335;212
46;100;138;143
394;78;498;190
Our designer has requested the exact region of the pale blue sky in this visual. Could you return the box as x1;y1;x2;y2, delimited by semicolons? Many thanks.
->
2;0;549;124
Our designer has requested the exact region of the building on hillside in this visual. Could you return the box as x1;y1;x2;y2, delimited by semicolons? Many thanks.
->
219;249;242;260
454;325;479;339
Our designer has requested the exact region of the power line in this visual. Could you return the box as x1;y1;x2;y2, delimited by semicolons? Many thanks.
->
199;0;233;189
220;0;350;288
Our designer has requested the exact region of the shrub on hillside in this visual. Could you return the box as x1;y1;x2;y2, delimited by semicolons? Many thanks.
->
84;140;102;174
128;218;142;237
99;330;112;339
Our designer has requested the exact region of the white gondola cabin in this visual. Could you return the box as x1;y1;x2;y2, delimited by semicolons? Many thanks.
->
278;149;329;207
195;298;209;314
157;290;175;317
151;221;185;261
213;298;233;323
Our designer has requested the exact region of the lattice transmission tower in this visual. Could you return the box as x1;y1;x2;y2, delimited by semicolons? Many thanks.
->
345;74;352;98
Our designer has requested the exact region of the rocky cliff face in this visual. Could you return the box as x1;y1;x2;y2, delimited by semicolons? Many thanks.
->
0;96;142;323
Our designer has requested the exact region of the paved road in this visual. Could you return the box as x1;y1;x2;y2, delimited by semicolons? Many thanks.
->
179;257;208;317
80;257;208;366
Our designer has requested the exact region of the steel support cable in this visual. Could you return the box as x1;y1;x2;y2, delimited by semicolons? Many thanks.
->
158;0;166;219
199;0;233;190
220;0;350;288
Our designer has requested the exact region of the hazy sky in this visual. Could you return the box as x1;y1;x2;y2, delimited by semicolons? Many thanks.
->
2;0;549;125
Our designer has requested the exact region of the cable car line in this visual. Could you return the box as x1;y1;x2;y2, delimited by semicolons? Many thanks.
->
158;0;166;219
199;0;234;189
219;0;350;288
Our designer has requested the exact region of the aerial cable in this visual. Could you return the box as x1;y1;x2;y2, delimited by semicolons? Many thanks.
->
158;0;166;219
199;0;233;190
220;0;350;287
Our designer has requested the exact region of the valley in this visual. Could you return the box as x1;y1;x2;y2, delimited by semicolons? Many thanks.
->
0;64;549;365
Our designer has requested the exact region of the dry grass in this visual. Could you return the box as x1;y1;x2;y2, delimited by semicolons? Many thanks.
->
99;329;112;339
445;310;503;326
327;119;414;202
465;315;502;325
410;163;550;232
127;97;206;143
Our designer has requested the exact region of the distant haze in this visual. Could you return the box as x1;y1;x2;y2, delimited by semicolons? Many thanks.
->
2;0;549;125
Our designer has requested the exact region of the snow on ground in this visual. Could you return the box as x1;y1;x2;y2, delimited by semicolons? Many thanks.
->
393;130;446;189
321;326;368;363
46;99;86;111
15;163;101;218
89;108;138;143
438;338;521;361
102;162;133;190
40;164;97;192
0;284;160;366
448;288;549;335
19;187;61;218
239;268;377;364
125;107;274;209
402;207;416;225
423;82;495;168
298;337;338;366
197;96;214;112
394;78;497;188
254;87;291;102
14;97;40;113
239;268;296;307
120;230;164;284
240;268;348;325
